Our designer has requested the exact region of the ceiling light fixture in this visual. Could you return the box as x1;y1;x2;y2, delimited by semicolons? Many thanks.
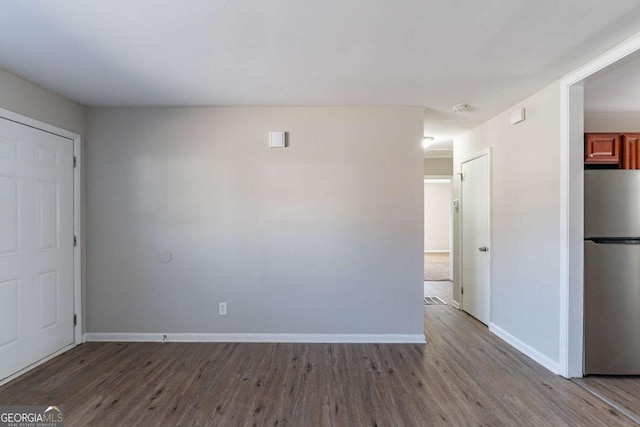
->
451;103;470;113
423;136;434;149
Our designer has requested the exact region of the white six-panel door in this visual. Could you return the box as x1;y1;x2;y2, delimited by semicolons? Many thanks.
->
461;152;490;325
0;117;74;381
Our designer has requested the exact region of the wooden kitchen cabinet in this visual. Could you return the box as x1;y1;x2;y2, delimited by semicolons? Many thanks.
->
584;133;621;166
622;133;640;169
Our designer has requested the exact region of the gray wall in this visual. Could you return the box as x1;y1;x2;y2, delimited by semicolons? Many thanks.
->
424;181;451;252
0;68;84;134
453;82;561;363
584;111;640;132
424;157;453;176
86;107;425;336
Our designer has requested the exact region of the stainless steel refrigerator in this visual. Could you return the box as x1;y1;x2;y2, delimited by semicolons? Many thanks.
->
584;170;640;375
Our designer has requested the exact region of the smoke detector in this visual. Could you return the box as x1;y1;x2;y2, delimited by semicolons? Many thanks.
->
451;104;470;113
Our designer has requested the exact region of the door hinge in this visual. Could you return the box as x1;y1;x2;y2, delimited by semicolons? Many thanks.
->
73;156;77;168
74;235;77;247
73;314;77;326
461;287;464;295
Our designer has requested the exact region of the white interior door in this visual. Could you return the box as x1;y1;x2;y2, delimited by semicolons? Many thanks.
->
461;152;490;324
0;117;74;381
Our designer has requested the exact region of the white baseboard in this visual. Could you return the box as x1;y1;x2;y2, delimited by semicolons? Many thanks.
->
451;300;460;310
424;250;450;254
489;323;559;375
84;333;426;344
0;343;77;386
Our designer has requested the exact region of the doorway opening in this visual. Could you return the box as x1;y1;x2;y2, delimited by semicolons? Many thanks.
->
561;33;640;379
561;37;640;422
423;176;453;282
423;173;454;308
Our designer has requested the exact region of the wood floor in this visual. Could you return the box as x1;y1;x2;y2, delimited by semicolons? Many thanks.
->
0;282;637;426
574;376;640;424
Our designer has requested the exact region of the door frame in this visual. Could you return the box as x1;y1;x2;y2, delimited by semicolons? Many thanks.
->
423;174;454;280
0;107;83;346
560;31;640;378
459;148;492;322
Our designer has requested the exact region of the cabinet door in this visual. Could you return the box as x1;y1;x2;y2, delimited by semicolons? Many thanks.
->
622;134;640;169
585;133;621;165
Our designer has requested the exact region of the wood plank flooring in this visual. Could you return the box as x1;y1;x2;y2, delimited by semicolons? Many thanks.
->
0;282;637;426
574;376;640;424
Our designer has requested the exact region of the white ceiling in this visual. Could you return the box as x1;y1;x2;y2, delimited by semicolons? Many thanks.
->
585;51;640;112
2;0;640;138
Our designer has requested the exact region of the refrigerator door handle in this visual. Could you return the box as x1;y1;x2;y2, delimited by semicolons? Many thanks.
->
588;238;640;245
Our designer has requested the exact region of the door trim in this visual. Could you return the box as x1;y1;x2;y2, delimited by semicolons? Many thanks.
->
0;107;82;347
460;148;492;323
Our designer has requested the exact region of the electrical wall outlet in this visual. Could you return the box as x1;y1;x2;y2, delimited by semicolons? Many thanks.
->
218;302;227;316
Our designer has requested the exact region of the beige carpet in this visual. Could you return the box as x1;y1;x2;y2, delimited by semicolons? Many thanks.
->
424;253;450;281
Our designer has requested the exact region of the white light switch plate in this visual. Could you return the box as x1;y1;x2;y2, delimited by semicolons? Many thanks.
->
510;108;525;125
269;131;286;148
